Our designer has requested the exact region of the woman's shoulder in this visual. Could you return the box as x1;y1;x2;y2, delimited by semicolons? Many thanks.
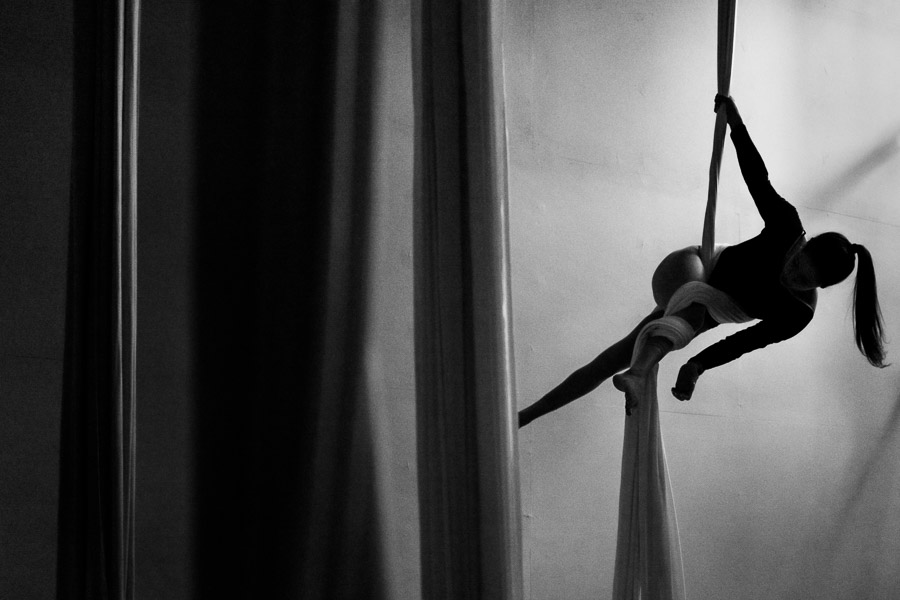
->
762;198;804;235
758;289;816;342
792;288;817;318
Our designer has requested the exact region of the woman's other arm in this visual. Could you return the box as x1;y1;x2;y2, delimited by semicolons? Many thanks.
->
716;95;793;225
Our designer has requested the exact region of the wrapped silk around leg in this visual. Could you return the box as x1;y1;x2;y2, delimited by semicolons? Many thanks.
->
612;282;750;600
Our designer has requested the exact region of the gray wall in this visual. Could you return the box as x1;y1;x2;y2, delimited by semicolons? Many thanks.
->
507;1;900;599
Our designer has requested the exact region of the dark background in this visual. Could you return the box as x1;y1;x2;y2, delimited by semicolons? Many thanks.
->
0;1;193;597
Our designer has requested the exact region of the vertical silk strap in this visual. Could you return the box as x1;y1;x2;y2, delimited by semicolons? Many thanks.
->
613;3;738;600
701;0;738;272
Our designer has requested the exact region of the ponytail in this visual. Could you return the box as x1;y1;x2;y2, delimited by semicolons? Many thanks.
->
851;244;888;367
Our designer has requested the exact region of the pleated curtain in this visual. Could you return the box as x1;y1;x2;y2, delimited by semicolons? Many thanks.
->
192;2;387;598
413;1;523;599
56;1;140;599
56;1;524;597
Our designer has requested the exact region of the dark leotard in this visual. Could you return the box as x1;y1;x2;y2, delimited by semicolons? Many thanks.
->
690;123;816;372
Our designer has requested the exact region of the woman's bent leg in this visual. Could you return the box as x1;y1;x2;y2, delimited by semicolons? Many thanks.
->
518;308;664;427
611;302;711;414
612;336;673;415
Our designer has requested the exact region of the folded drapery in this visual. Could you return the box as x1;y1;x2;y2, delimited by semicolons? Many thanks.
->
613;0;739;595
648;281;754;352
613;278;749;600
612;357;684;600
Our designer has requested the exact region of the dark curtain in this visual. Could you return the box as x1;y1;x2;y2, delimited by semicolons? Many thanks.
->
192;2;386;598
57;1;140;599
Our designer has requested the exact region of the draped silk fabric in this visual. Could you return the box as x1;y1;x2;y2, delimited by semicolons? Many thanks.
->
57;1;140;599
612;2;738;599
702;0;739;272
613;283;750;600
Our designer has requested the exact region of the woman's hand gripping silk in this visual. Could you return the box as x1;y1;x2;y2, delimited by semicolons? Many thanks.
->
672;361;704;401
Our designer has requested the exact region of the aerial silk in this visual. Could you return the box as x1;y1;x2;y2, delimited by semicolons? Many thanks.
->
611;2;738;599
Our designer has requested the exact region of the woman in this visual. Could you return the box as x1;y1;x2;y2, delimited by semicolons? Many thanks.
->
519;95;887;426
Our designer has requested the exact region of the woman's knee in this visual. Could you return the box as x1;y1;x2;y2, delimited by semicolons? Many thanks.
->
651;246;705;307
673;303;708;332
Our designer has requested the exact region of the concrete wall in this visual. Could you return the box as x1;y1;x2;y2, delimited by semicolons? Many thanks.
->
507;1;900;599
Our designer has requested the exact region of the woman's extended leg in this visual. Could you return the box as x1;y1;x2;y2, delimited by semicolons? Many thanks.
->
518;308;665;427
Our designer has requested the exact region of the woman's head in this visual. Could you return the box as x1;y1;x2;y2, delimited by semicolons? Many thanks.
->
781;232;854;291
802;231;887;368
804;232;856;288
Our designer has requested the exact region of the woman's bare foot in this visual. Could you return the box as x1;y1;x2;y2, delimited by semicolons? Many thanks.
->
612;369;646;416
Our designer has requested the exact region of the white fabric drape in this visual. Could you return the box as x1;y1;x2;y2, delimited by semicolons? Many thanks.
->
613;283;749;600
612;2;738;599
612;359;686;600
701;0;739;271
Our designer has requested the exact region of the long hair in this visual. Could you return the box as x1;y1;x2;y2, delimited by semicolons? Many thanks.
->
851;244;888;367
808;232;887;367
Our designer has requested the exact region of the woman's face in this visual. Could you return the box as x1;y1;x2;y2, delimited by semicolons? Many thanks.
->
782;247;820;291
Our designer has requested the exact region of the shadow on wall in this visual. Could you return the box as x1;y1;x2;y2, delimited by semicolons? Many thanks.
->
802;128;900;211
788;388;900;597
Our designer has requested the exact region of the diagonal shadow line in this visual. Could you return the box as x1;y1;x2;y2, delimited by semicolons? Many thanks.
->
799;129;900;208
786;387;900;598
835;389;900;518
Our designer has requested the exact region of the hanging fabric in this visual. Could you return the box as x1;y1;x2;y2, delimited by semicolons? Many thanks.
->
191;2;389;598
56;1;140;599
413;0;523;598
612;2;737;599
702;0;739;271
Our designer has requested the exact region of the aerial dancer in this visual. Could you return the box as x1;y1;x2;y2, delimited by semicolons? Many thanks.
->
519;94;887;426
